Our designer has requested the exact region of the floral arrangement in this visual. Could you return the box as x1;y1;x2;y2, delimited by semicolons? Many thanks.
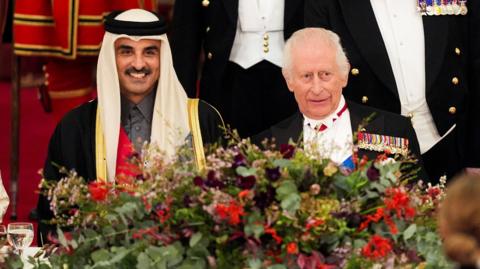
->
15;136;451;269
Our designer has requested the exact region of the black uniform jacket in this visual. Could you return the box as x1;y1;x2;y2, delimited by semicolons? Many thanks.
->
37;99;224;243
170;0;304;100
304;0;480;166
253;101;427;179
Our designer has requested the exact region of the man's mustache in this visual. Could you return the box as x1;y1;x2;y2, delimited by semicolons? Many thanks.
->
125;67;152;76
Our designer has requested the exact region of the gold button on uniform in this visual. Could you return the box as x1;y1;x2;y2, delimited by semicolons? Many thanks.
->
263;41;269;47
206;27;210;33
207;52;213;60
455;47;461;55
407;112;414;119
202;0;210;7
351;68;359;76
263;33;269;40
449;107;457;114
452;77;459;85
263;47;269;53
361;96;368;104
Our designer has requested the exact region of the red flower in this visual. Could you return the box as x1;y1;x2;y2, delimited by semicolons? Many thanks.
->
305;218;324;234
88;182;109;201
286;242;298;254
280;144;295;159
358;207;385;231
427;186;441;200
361;235;392;260
264;227;283;244
215;200;245;225
384;187;416;219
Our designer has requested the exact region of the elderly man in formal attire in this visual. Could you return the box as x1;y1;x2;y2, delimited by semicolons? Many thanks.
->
304;0;480;181
254;28;426;178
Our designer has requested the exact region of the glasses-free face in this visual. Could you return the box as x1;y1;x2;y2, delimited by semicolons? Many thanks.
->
285;42;348;120
114;38;161;104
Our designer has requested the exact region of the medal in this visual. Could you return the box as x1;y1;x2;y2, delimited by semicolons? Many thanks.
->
434;0;442;15
446;3;454;14
418;0;468;15
460;0;468;15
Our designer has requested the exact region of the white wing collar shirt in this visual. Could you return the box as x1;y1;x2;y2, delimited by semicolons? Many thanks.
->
303;96;353;164
229;0;285;68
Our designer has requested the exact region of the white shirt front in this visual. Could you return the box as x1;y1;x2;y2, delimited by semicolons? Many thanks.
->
370;0;455;154
229;0;285;68
303;96;353;164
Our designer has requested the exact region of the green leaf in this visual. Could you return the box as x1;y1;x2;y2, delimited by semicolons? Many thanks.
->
248;259;263;269
403;224;417;241
189;232;203;247
276;180;297;199
267;265;287;269
353;239;367;249
137;252;154;269
280;193;301;214
91;249;110;263
273;159;290;168
244;211;265;239
276;180;300;215
236;166;257;177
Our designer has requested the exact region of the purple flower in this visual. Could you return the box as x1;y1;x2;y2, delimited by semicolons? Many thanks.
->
265;167;281;181
254;186;275;209
193;176;204;187
366;165;380;181
237;175;256;189
233;154;247;168
279;144;295;159
183;195;193;207
205;171;225;188
135;174;145;181
346;213;362;228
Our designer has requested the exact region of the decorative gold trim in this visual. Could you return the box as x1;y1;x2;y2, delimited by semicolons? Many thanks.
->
95;107;108;182
78;21;103;26
14;14;53;20
187;98;206;171
14;43;69;51
71;0;79;59
79;15;104;20
13;19;54;26
48;87;93;99
14;49;75;58
78;44;101;50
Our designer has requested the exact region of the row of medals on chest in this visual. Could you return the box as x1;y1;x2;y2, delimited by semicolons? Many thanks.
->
418;0;468;15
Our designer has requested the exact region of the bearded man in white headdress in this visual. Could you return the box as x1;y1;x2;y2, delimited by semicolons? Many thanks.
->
37;9;224;244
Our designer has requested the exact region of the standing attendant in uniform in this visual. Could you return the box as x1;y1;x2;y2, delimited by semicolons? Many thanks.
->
170;0;304;137
304;0;480;182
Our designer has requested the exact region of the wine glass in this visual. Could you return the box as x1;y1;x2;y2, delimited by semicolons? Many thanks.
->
0;225;6;248
7;222;34;256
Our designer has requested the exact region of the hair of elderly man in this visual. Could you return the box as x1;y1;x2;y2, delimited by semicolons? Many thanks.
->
282;28;350;78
